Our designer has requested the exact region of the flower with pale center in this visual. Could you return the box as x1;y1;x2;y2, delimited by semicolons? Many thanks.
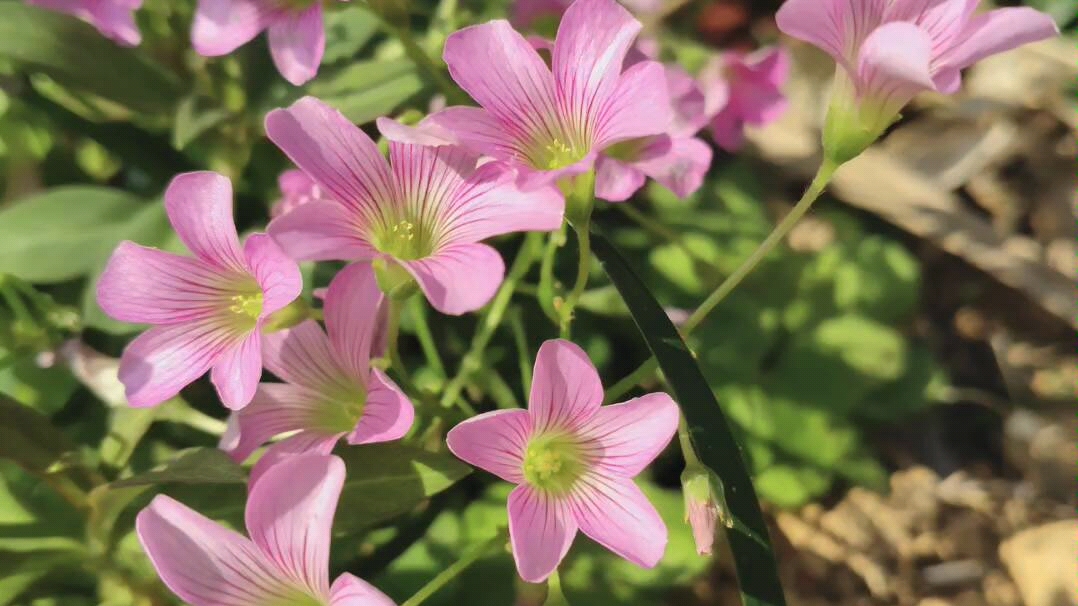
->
27;0;143;46
265;96;564;315
137;453;396;606
192;0;347;85
272;168;332;218
96;172;302;410
446;339;680;582
776;0;1057;163
385;0;674;193
698;46;789;152
220;262;413;487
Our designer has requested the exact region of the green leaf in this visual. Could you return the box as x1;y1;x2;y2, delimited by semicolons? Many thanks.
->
110;448;247;488
334;443;470;533
0;186;144;283
309;58;426;125
0;551;85;605
0;461;84;553
0;347;77;416
0;4;182;115
98;407;157;471
323;6;380;63
172;95;231;150
590;224;787;606
753;465;831;509
0;398;78;476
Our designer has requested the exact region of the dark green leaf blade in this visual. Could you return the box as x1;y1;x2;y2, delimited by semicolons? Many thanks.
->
110;448;247;488
590;224;787;606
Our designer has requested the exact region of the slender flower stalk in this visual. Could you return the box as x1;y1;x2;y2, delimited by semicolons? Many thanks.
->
265;96;564;315
776;0;1058;164
27;0;143;46
137;453;396;605
97;172;302;409
192;0;347;85
221;262;413;486
447;339;680;582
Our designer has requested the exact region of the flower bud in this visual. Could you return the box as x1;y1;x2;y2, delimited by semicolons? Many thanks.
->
681;466;731;556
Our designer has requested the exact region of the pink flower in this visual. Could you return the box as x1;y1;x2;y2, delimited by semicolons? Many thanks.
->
776;0;1057;162
395;0;674;194
192;0;345;85
595;61;712;201
137;453;396;606
221;262;413;486
699;46;789;152
97;172;302;409
681;467;729;556
27;0;143;46
265;96;564;315
446;339;680;582
271;169;331;218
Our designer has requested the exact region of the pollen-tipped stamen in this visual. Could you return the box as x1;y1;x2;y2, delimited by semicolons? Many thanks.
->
522;433;588;494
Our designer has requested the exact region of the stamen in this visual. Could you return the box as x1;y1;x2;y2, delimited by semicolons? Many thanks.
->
228;293;263;319
522;433;588;494
374;218;435;261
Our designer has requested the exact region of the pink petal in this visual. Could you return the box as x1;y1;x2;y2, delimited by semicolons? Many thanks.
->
267;5;325;86
330;573;397;606
698;57;731;119
940;7;1059;73
443;20;558;133
708;105;746;152
736;48;791;125
510;0;570;29
265;97;395;214
248;430;342;489
210;331;262;410
633;136;712;199
136;495;297;606
279;169;318;198
594;156;647;202
346;369;415;444
261;321;350;391
403;243;505;315
421;107;525;163
569;474;666;568
323;262;384;380
192;0;273;56
164;172;247;271
577;392;679;477
528;339;603;432
221;382;327;464
446;408;532;483
856;21;936;107
775;0;888;67
267;200;375;262
440;166;565;244
376;116;460;147
243;233;302;318
245;453;344;597
91;0;143;46
96;242;233;325
118;321;227;408
884;0;967;24
594;60;672;148
507;485;577;583
552;0;641;131
664;65;709;137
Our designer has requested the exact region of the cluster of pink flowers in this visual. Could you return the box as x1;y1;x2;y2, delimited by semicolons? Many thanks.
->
81;0;1057;601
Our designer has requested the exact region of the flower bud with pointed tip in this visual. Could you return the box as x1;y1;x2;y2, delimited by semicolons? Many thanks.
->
681;466;730;556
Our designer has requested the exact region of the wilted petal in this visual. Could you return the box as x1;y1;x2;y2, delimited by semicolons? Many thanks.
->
446;408;532;483
267;4;325;85
529;339;603;432
210;331;262;410
569;474;666;568
164;172;247;271
403;243;505;315
330;573;397;606
507;485;577;583
136;495;298;606
577;393;679;476
267;200;376;262
594;60;672;147
594;156;647;202
346;369;414;445
192;0;274;56
118;321;228;408
246;453;344;596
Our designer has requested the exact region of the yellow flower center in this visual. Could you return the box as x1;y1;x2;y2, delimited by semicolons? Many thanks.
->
522;433;587;494
374;219;436;261
228;293;264;319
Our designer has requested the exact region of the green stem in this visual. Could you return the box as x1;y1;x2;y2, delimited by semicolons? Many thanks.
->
400;530;506;606
386;298;412;386
681;159;837;334
603;357;657;404
558;224;591;338
410;297;446;378
440;233;542;409
677;414;701;467
0;280;33;324
508;307;532;395
391;24;468;106
537;227;565;324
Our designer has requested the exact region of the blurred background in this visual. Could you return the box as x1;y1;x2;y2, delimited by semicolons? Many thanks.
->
0;0;1074;605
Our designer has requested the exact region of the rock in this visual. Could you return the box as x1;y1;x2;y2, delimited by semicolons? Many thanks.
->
999;520;1078;606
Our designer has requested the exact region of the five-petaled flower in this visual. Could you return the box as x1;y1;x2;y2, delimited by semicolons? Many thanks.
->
699;46;789;152
137;453;396;605
776;0;1058;163
97;171;302;410
192;0;346;85
27;0;143;46
265;96;564;315
447;339;680;582
222;262;413;486
391;0;675;195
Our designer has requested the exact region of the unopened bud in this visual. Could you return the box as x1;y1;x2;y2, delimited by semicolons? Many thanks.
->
681;466;731;556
